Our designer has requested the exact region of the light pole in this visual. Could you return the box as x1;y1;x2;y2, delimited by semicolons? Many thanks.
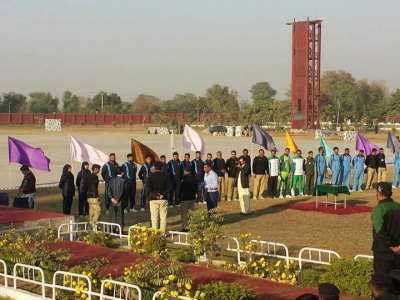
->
101;93;104;113
336;101;341;129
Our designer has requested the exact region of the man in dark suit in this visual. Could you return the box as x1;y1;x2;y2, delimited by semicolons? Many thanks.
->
107;167;128;232
236;156;251;215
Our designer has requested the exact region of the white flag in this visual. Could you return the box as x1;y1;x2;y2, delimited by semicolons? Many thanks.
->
182;124;205;154
69;134;108;166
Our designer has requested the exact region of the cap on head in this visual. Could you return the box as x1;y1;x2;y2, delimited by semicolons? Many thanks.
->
371;272;392;290
318;283;340;299
154;161;163;170
376;182;392;197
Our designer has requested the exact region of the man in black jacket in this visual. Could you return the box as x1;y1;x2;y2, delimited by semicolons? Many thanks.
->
366;148;378;190
226;151;239;201
213;151;226;201
107;167;128;231
19;165;36;209
372;182;400;272
59;164;75;215
122;154;137;213
87;164;101;224
168;152;182;207
179;167;198;231
147;161;172;234
138;154;153;211
236;156;251;215
252;149;269;200
76;162;91;216
376;148;387;183
101;153;119;214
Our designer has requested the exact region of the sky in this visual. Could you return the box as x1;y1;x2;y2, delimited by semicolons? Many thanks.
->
0;0;399;102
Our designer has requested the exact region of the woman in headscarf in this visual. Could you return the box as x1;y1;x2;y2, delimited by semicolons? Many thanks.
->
59;164;75;215
76;162;91;216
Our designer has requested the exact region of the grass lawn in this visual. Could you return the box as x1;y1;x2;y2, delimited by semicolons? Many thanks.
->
7;168;398;259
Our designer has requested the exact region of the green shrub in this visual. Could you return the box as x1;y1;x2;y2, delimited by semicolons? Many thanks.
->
94;121;99;126
79;230;113;247
320;258;373;297
80;120;85;126
112;120;117;127
170;248;194;263
142;234;167;256
196;281;257;300
297;269;323;287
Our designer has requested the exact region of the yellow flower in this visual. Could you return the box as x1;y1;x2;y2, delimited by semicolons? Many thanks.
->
81;294;87;299
171;291;179;297
185;283;192;290
281;273;287;279
168;275;176;281
200;292;206;298
163;280;170;285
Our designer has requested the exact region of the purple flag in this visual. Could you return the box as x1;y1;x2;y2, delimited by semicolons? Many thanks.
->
8;136;51;171
355;133;379;156
386;131;400;153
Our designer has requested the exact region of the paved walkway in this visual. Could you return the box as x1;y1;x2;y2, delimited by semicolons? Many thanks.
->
55;241;367;300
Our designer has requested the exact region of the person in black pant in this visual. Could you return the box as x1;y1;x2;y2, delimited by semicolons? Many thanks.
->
101;153;119;215
192;151;205;203
107;167;128;232
372;182;400;273
123;154;138;213
160;155;169;174
242;149;251;169
59;164;75;215
76;162;91;216
138;154;153;211
181;153;192;174
179;167;198;231
213;151;226;201
168;152;182;207
226;151;239;201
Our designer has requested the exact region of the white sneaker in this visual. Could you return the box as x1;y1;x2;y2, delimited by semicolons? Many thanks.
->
105;209;110;215
359;190;363;192
393;185;397;189
124;209;128;214
291;189;295;196
130;208;138;212
286;195;292;198
252;197;258;200
140;208;145;212
175;204;181;207
259;196;265;200
279;195;284;199
299;193;304;196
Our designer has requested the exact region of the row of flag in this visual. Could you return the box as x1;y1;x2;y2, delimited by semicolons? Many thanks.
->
7;125;400;172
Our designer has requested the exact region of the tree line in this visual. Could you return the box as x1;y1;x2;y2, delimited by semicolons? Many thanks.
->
0;70;399;126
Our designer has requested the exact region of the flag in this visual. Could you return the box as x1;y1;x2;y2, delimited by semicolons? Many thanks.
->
8;136;50;171
355;133;379;155
182;124;205;154
252;124;277;151
285;131;298;153
131;138;160;165
70;135;108;166
386;131;400;153
320;137;334;157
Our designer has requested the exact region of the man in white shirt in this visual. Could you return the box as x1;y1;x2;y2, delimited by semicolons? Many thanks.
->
201;162;219;212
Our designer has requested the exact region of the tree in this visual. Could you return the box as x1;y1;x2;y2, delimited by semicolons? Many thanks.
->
86;92;123;113
28;92;59;113
132;94;161;114
247;81;277;123
0;92;27;113
250;82;277;100
320;70;359;123
62;90;80;113
388;89;400;119
356;79;389;123
205;84;239;114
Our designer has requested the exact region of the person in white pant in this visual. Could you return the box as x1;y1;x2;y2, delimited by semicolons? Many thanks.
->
236;156;251;215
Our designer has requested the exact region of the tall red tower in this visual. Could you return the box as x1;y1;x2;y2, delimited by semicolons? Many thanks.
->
287;18;322;129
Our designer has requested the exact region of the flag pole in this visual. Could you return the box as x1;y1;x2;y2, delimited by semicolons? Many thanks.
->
8;163;12;189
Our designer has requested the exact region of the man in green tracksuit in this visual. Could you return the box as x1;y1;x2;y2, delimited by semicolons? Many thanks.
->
371;182;400;272
279;148;292;198
304;151;315;196
291;150;305;196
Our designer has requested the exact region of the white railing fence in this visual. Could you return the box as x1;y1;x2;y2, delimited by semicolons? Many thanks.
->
0;260;143;300
152;291;195;300
354;254;374;261
298;247;341;270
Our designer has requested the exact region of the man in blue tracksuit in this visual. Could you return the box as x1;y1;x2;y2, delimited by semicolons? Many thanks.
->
393;147;400;188
101;153;119;214
123;154;137;213
329;147;342;185
340;148;352;189
192;151;205;203
315;147;327;185
352;150;365;191
168;152;182;206
138;154;153;211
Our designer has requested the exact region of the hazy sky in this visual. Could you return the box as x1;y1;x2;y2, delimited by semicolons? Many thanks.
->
0;0;399;102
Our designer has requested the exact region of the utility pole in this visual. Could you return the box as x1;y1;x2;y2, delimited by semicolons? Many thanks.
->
101;93;104;113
